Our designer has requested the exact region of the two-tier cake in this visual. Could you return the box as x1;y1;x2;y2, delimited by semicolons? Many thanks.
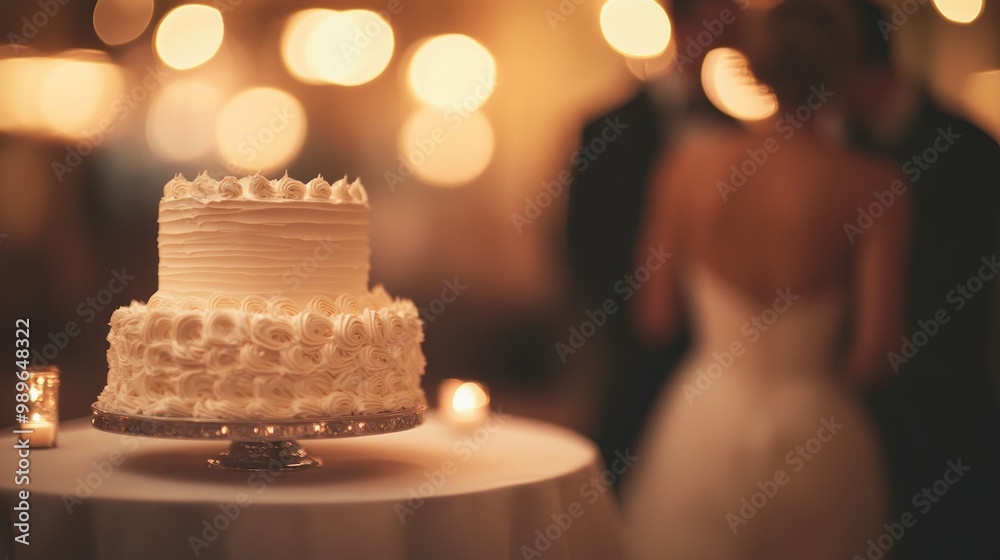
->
97;172;427;419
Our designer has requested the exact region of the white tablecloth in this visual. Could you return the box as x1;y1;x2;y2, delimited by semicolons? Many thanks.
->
0;413;624;560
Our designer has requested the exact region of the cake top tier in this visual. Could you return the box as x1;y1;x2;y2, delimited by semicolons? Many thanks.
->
162;171;369;204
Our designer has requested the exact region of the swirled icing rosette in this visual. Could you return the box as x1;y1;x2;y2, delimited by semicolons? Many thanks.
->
307;175;332;199
163;173;190;199
335;293;366;315
267;296;299;317
306;295;339;317
217;176;243;198
298;312;334;348
174;312;204;345
333;314;367;355
273;172;307;199
208;294;243;310
247;173;274;199
190;171;217;198
250;315;295;351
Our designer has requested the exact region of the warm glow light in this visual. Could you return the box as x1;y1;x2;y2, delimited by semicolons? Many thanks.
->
438;378;490;427
154;4;224;70
625;44;675;81
398;107;494;187
40;59;124;138
961;69;1000;141
94;0;154;46
452;382;490;413
147;79;224;162
407;34;497;110
0;58;54;133
701;47;777;122
29;387;39;401
932;0;983;23
215;87;307;173
303;9;394;86
281;9;335;85
31;412;42;422
600;0;671;58
0;54;123;139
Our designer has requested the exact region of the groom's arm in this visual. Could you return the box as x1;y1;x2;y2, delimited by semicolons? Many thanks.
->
631;145;688;347
845;164;912;387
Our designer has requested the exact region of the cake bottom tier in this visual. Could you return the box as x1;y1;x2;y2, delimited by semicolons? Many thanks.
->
98;289;427;419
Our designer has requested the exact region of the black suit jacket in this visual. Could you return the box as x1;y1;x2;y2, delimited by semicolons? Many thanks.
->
858;94;1000;559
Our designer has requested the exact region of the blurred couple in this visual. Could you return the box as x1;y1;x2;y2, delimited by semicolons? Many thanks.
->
566;0;1000;558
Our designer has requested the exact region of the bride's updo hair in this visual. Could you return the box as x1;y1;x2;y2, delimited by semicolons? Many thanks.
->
745;0;860;109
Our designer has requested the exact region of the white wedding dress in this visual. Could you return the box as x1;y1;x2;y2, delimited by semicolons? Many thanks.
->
623;265;888;560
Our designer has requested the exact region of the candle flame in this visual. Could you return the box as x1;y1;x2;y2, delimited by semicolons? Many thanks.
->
31;412;42;422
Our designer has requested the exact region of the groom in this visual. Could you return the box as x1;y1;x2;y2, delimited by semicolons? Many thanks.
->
842;2;1000;558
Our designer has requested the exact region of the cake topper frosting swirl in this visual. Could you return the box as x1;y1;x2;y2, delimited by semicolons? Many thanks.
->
247;173;274;199
273;172;306;199
161;171;368;204
190;171;217;197
217;176;243;198
348;178;368;204
307;175;332;199
164;173;190;198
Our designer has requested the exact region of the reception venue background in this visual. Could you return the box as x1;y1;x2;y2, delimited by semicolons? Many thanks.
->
0;0;999;558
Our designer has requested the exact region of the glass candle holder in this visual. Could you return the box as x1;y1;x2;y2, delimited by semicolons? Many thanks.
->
21;366;60;447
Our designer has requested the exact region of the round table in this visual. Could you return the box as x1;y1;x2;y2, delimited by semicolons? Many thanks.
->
0;413;625;560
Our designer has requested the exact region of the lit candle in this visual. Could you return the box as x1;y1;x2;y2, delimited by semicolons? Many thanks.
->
20;414;57;448
439;379;490;428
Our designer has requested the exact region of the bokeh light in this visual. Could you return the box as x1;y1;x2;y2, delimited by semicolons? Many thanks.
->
94;0;154;46
281;9;395;86
625;43;676;81
40;59;124;138
0;57;55;134
398;107;494;187
932;0;983;24
154;5;224;70
452;382;490;412
701;47;777;122
407;35;497;111
147;79;225;162
961;69;1000;140
281;9;335;85
0;53;124;140
215;87;307;174
599;0;672;59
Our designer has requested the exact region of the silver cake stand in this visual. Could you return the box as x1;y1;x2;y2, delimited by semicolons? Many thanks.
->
91;404;426;471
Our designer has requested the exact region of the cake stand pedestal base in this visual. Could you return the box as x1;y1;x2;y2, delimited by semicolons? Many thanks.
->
208;440;322;471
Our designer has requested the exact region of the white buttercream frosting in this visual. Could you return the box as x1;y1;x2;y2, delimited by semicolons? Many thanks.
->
100;289;427;419
101;173;426;419
156;179;370;304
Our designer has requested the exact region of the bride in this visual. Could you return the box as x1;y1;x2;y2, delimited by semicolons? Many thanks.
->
621;1;911;558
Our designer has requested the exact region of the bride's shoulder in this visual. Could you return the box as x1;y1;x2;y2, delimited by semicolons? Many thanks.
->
835;148;907;193
658;128;751;172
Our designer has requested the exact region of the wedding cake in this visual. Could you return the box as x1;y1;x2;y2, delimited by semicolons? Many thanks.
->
97;172;427;419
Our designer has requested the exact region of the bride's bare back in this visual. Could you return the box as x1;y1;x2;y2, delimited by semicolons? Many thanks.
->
635;127;911;383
